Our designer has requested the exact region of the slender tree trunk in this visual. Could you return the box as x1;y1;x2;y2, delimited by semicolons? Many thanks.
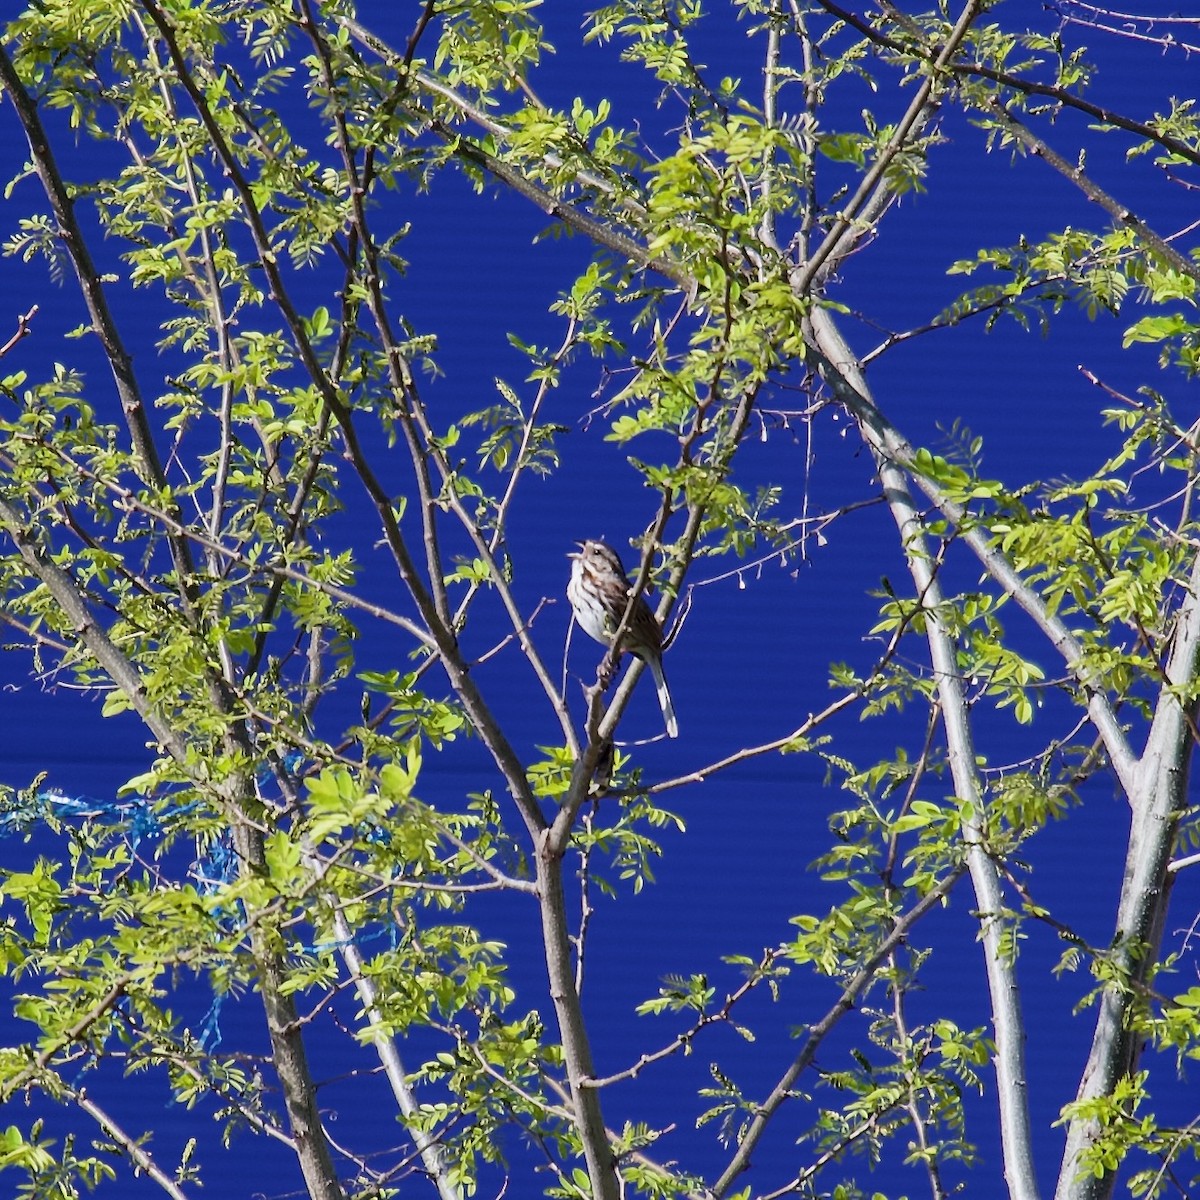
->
1055;559;1200;1198
221;792;346;1199
536;839;618;1200
808;309;1041;1200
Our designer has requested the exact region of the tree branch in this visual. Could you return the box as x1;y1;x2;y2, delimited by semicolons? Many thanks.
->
808;308;1040;1200
803;320;1140;798
710;864;967;1197
0;45;199;595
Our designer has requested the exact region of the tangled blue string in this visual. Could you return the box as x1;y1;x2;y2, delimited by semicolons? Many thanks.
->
0;786;238;893
197;994;226;1051
0;788;151;837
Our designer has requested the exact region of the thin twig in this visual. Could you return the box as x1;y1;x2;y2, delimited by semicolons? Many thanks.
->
0;305;38;358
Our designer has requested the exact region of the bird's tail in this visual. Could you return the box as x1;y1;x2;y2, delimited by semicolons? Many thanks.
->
649;657;678;739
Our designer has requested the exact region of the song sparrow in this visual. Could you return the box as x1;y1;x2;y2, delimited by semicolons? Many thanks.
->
567;540;678;739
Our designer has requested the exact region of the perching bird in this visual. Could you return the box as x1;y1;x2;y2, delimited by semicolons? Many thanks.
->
567;539;678;738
